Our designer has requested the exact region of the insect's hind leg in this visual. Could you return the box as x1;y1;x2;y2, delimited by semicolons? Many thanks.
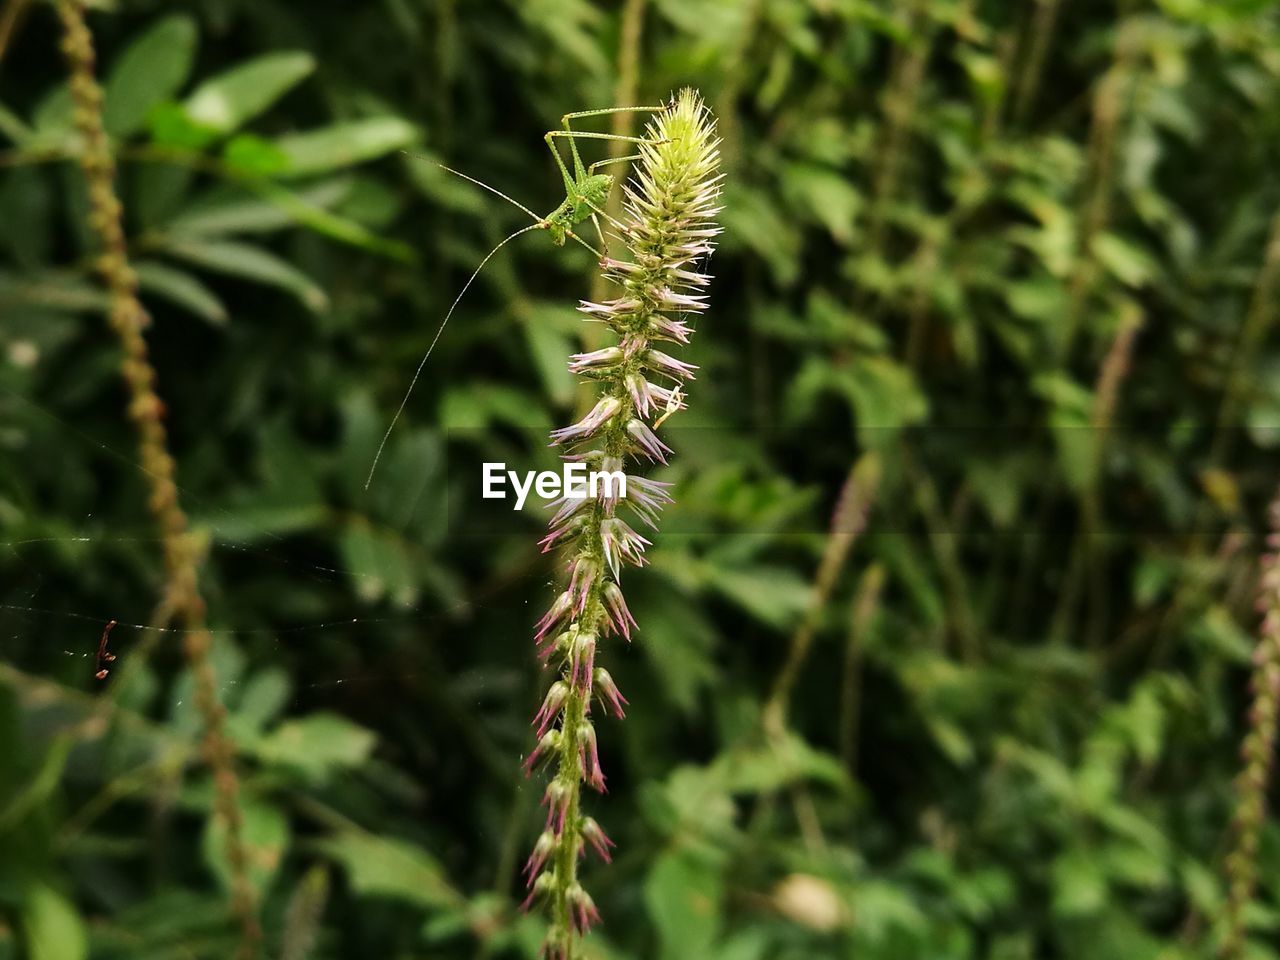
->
543;131;578;197
547;132;664;213
559;105;665;180
545;130;663;148
559;105;666;124
588;153;644;174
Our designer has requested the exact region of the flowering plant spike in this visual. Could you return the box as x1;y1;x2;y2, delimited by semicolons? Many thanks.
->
521;89;721;957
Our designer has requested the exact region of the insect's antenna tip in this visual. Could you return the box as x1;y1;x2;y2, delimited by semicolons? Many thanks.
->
432;162;541;224
364;222;540;490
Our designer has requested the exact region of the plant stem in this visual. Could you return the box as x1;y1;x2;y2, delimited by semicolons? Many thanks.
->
839;564;884;772
585;0;650;350
1059;14;1136;363
1013;0;1062;126
522;91;721;959
764;452;880;737
1219;485;1280;958
54;3;259;954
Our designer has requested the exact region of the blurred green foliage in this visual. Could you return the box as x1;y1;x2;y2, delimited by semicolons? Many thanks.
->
2;0;1280;957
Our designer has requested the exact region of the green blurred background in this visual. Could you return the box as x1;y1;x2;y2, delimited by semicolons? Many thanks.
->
2;0;1280;957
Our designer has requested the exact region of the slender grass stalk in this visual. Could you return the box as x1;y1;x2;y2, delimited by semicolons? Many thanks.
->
601;0;648;241
521;90;721;959
763;452;880;738
1013;0;1062;126
1150;208;1280;665
714;0;763;175
1219;485;1280;958
910;454;980;658
1211;209;1280;469
55;3;259;955
585;0;650;346
1051;303;1143;646
1082;304;1142;644
1060;15;1137;362
839;563;884;772
866;4;933;257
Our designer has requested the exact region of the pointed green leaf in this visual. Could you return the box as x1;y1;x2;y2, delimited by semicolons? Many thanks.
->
166;178;352;236
203;794;289;899
273;117;419;177
255;712;376;783
315;831;458;910
1091;232;1156;288
23;884;87;960
104;15;198;137
135;260;228;325
184;52;315;134
645;851;723;960
161;238;328;312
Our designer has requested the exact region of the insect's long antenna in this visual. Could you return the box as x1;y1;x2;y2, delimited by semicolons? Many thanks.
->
364;223;542;490
413;154;543;224
407;154;603;257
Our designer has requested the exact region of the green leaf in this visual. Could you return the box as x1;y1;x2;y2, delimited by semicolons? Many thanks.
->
645;766;738;846
281;867;330;960
229;667;292;741
135;260;228;325
273;117;419;177
203;794;289;899
705;565;811;631
104;15;198;138
714;733;852;795
23;884;87;960
402;151;489;215
31;84;74;138
315;831;457;909
783;162;862;245
133;163;194;227
846;880;926;941
522;303;577;407
338;523;419;606
1006;276;1067;327
148;101;220;149
843;354;929;445
0;167;54;269
720;184;801;286
255;712;376;783
439;383;551;430
1051;848;1108;916
636;588;718;714
645;850;723;960
1034;372;1096;492
222;134;291;177
159;176;408;259
0;100;31;142
1091;232;1156;288
184;52;316;134
166;178;352;236
1189;605;1255;663
0;269;110;314
160;238;328;312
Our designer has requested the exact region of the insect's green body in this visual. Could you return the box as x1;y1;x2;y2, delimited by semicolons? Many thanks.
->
367;104;668;490
539;106;664;249
543;172;615;246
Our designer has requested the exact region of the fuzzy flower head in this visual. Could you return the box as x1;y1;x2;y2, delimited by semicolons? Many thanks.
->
522;89;720;954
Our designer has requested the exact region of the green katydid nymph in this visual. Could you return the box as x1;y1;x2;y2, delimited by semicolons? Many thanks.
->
364;104;670;489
